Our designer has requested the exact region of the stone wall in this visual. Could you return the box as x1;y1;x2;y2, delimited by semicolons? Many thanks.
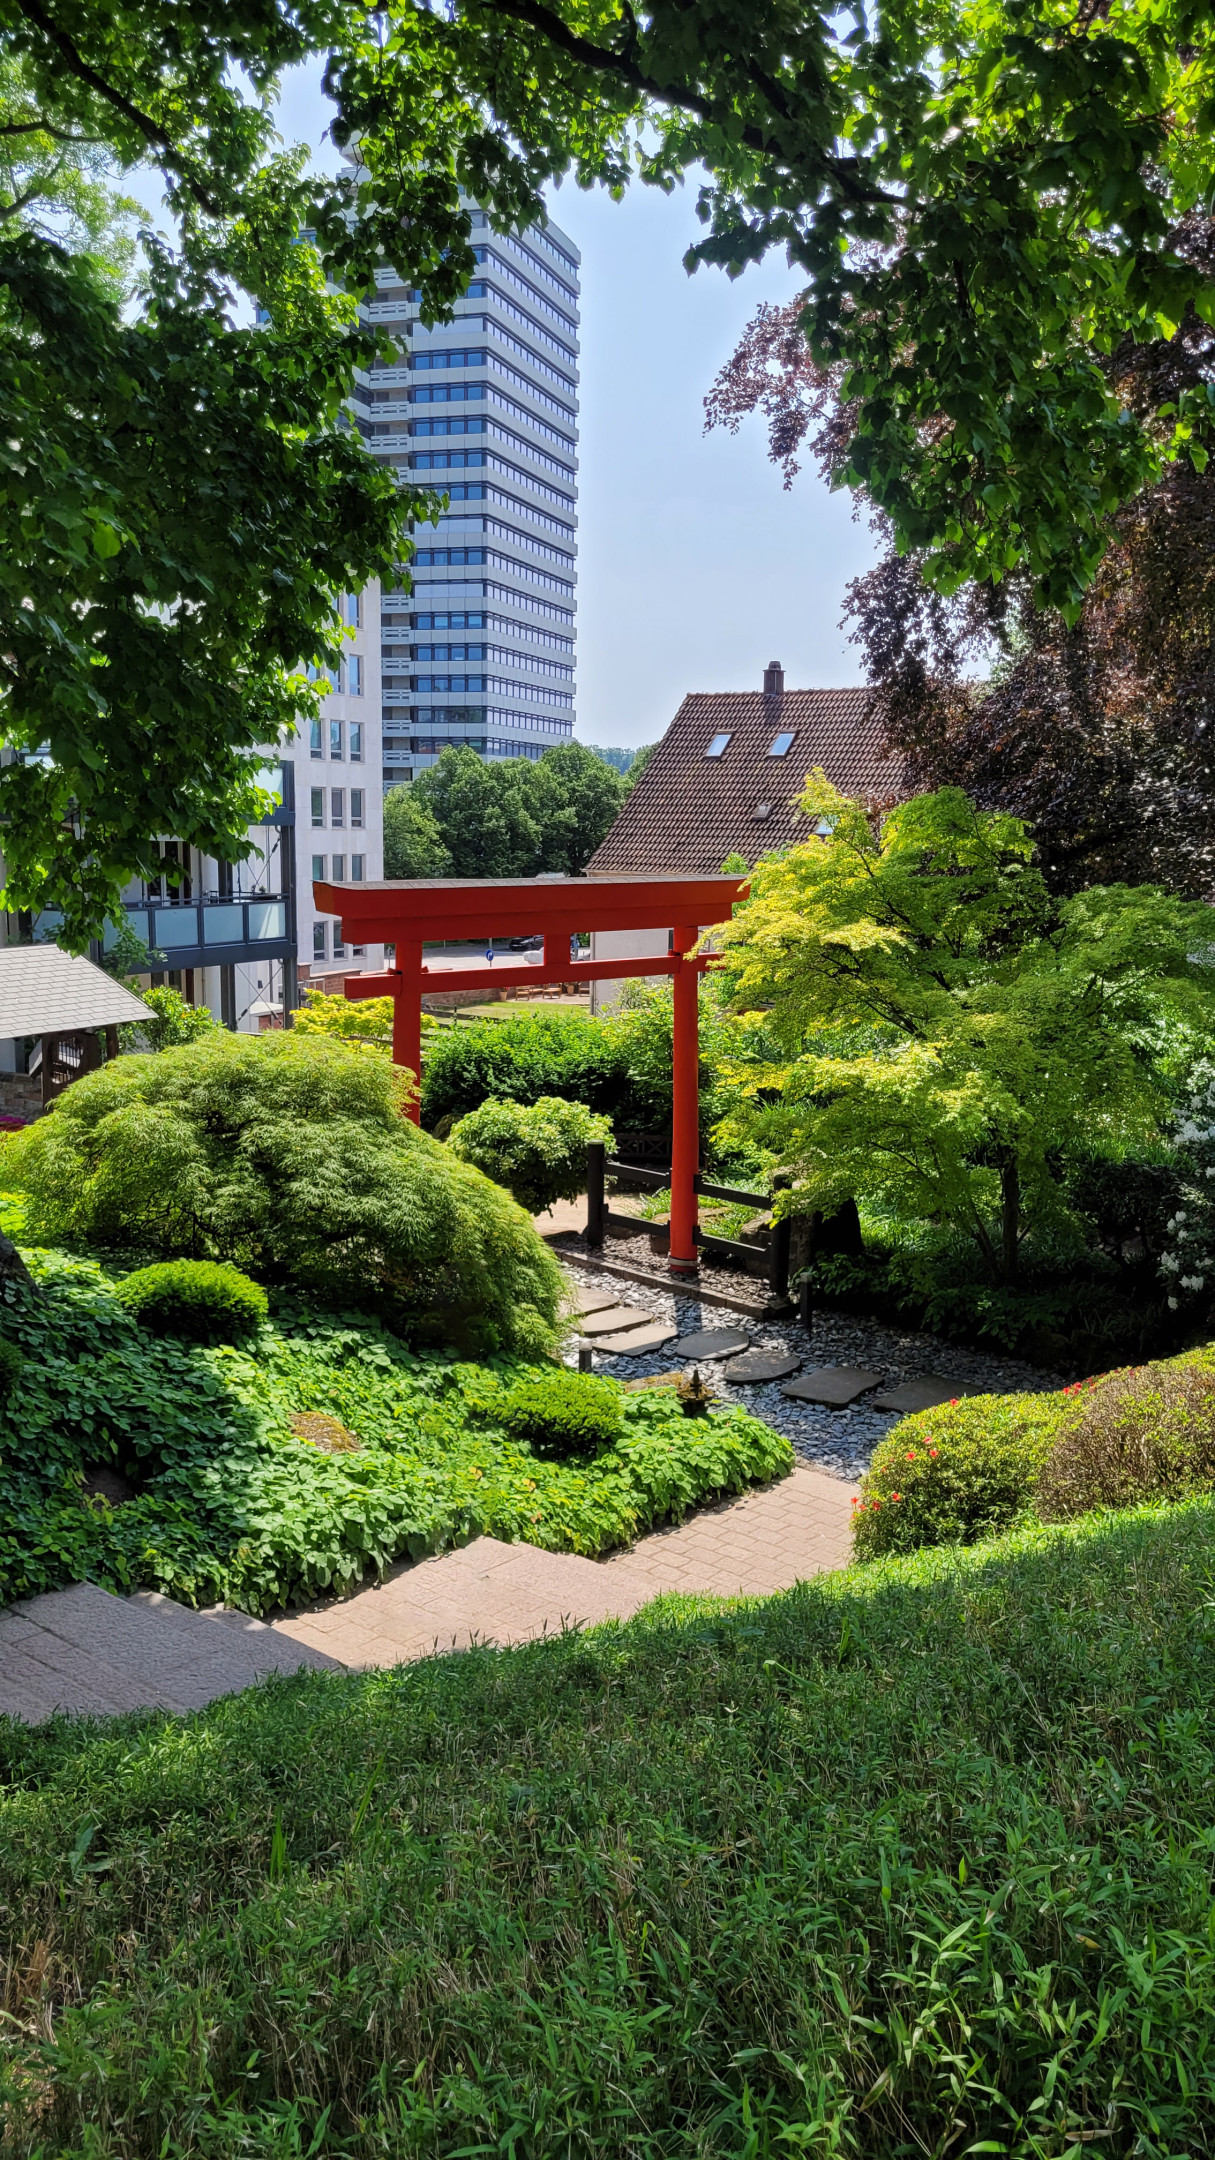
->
0;1073;40;1120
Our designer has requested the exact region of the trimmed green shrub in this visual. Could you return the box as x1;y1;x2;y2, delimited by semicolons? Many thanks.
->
1038;1353;1215;1518
449;1095;613;1214
854;1346;1215;1559
853;1390;1066;1559
114;1260;268;1345
421;1009;650;1130
7;1031;564;1356
498;1371;624;1458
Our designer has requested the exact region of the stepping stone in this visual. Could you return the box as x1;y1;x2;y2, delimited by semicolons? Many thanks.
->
579;1304;655;1338
571;1285;623;1317
870;1377;982;1413
595;1321;680;1356
781;1366;881;1407
723;1348;802;1385
672;1327;751;1362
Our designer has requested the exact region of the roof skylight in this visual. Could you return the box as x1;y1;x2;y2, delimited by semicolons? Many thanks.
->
705;732;731;758
769;731;795;757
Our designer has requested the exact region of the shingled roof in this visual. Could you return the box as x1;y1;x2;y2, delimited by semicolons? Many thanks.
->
587;673;905;877
0;944;150;1036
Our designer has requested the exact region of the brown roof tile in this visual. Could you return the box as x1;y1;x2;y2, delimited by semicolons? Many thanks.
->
587;687;905;876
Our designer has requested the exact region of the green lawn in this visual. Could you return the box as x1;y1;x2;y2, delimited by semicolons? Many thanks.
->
3;1502;1214;2155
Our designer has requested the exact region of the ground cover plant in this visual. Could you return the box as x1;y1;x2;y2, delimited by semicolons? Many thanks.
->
6;1031;563;1357
0;1244;790;1617
2;1502;1215;2154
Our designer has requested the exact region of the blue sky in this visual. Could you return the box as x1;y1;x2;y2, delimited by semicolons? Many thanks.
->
141;62;880;750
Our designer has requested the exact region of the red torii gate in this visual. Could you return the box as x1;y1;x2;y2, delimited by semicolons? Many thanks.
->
312;872;749;1276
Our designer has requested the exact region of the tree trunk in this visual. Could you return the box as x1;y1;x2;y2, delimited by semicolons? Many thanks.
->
0;1233;35;1295
1000;1158;1021;1282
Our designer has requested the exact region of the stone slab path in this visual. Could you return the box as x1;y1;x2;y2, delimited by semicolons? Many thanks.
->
272;1461;855;1667
0;1582;341;1724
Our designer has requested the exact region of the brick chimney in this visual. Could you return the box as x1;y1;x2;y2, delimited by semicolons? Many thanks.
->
763;659;784;695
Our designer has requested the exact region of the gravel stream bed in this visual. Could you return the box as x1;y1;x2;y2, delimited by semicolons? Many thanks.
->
556;1247;1060;1483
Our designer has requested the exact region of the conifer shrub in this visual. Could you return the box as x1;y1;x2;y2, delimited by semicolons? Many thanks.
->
449;1096;613;1214
7;1032;564;1356
114;1260;268;1345
498;1370;624;1458
1037;1354;1215;1518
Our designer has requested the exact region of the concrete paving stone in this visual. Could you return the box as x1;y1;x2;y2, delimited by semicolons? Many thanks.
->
782;1367;883;1407
671;1328;752;1361
595;1321;679;1356
723;1349;802;1385
571;1285;624;1317
869;1377;982;1413
579;1304;655;1338
9;1637;180;1716
0;1664;91;1723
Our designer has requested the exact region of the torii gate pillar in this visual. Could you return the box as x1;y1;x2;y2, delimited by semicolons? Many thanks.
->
311;872;749;1279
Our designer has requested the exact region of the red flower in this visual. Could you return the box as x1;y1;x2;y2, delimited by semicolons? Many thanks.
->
890;1492;902;1501
929;1448;939;1457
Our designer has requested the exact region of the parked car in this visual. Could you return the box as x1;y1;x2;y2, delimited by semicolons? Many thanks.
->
507;933;544;952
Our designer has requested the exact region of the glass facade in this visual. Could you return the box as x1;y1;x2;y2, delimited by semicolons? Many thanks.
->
358;199;580;785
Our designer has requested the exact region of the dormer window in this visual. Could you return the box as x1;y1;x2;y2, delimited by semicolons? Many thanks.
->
705;732;731;758
769;731;794;757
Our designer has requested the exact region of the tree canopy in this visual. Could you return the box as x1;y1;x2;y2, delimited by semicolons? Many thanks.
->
714;779;1215;1282
385;745;626;879
6;0;1215;940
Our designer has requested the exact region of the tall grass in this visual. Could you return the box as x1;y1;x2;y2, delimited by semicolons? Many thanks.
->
3;1505;1215;2155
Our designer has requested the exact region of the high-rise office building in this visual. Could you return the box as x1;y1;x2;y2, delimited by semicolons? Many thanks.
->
354;196;580;789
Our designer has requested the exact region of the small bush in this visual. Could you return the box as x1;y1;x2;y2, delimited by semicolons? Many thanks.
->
7;1030;564;1356
498;1371;624;1458
449;1095;613;1214
114;1260;268;1344
1038;1354;1215;1518
853;1392;1066;1559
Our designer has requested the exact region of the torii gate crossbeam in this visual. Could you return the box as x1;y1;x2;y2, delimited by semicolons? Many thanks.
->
311;872;748;1276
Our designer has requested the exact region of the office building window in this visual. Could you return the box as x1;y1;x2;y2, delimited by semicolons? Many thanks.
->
345;592;361;629
311;854;326;882
352;944;365;957
309;718;323;759
310;787;324;828
348;654;363;695
350;789;364;829
331;854;346;882
330;788;345;827
333;932;346;959
312;922;327;960
349;721;363;762
351;853;365;882
329;718;343;759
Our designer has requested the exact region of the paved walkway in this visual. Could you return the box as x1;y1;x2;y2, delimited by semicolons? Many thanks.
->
0;1468;855;1722
272;1462;854;1666
0;1583;340;1724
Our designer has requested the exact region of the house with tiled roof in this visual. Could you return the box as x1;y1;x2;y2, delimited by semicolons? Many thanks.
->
585;661;905;1008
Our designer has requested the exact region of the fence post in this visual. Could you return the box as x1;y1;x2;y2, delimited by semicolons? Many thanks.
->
764;1171;794;1315
586;1141;606;1247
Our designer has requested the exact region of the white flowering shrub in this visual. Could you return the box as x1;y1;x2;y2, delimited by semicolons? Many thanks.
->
1160;1063;1215;1310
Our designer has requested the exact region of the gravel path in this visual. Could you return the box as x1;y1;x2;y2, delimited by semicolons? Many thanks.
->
558;1255;1059;1482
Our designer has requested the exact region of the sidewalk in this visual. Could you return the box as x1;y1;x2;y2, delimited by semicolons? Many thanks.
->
271;1461;855;1667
